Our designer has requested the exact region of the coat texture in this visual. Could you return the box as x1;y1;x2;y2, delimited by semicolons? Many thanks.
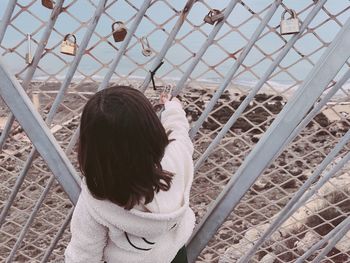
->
65;100;195;263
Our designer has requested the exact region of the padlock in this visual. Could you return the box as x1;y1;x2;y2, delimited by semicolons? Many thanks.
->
42;0;55;9
203;9;224;25
60;34;77;56
280;9;300;35
141;37;152;57
26;34;33;64
25;53;33;64
112;21;127;42
163;85;173;96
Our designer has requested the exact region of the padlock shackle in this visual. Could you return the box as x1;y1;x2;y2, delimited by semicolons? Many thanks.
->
112;21;125;31
281;8;297;20
27;33;32;53
207;9;221;17
63;34;77;44
140;36;150;50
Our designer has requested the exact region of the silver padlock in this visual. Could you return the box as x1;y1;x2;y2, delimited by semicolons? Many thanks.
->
203;9;224;25
42;0;55;9
163;85;173;96
280;9;300;35
26;33;33;64
141;37;152;57
60;34;77;56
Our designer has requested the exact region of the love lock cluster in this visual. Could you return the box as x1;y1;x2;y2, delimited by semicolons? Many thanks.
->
39;1;301;60
202;6;300;37
40;1;153;57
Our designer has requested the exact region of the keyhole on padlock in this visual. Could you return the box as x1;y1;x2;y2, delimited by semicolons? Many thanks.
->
141;37;152;57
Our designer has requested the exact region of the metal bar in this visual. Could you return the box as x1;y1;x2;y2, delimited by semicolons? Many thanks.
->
0;114;14;151
238;68;350;262
192;0;327;171
0;151;37;227
2;0;107;256
170;0;241;96
0;0;66;227
1;1;107;258
188;0;281;136
239;133;350;262
0;0;18;151
0;0;102;228
279;137;350;262
296;211;350;263
187;8;349;262
0;0;17;44
0;59;80;203
46;0;107;125
67;0;153;157
40;208;74;263
138;0;197;92
65;125;80;154
310;218;350;263
6;176;56;263
99;0;152;91
299;220;348;262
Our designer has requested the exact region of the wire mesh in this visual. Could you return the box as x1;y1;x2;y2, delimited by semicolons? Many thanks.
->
0;0;350;262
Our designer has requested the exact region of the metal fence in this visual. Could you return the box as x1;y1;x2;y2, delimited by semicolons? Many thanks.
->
0;0;350;262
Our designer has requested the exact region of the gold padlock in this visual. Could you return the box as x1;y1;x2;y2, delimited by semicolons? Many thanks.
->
112;21;127;42
203;9;224;25
280;9;300;35
42;0;55;9
60;34;77;56
141;37;152;57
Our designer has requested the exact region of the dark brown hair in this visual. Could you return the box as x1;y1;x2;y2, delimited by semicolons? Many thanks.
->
78;86;173;210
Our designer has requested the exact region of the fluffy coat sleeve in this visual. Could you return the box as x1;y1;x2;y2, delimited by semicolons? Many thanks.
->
65;195;108;263
144;100;194;213
161;100;193;156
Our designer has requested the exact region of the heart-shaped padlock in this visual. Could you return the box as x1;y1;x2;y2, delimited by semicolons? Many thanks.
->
112;21;127;42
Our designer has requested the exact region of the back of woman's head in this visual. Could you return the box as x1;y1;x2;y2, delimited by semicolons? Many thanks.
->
78;86;173;210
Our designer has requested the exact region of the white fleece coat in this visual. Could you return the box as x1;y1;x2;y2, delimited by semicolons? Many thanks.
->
65;100;195;263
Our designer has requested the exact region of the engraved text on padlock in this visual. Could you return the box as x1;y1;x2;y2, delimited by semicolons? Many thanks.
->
42;0;55;9
112;21;127;42
60;34;77;56
280;9;300;35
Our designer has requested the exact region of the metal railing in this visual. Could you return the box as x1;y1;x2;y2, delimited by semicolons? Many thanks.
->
0;0;350;262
